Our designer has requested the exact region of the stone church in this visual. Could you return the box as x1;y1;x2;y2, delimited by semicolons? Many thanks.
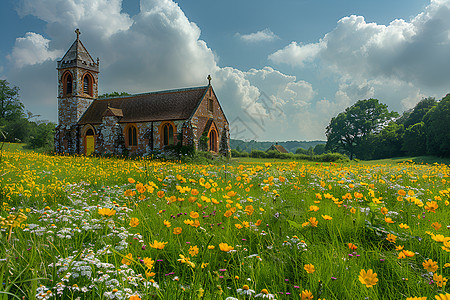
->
55;30;230;156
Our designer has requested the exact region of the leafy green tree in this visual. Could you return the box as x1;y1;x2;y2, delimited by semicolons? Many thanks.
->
360;122;405;160
423;94;450;156
295;147;308;155
402;122;427;156
326;99;397;159
402;97;437;128
0;80;24;126
313;144;326;155
98;91;131;99
27;121;56;150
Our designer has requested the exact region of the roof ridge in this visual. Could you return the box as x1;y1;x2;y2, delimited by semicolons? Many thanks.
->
98;85;209;101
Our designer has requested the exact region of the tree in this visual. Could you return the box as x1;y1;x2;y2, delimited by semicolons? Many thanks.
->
326;99;397;160
313;144;326;155
423;94;450;156
0;80;24;125
402;97;437;128
402;122;427;156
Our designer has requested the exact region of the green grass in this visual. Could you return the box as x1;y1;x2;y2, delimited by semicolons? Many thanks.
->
0;146;449;299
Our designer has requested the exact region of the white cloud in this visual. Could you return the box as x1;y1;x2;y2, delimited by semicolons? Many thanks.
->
237;28;279;43
8;32;64;68
7;0;324;140
269;42;322;67
269;0;450;113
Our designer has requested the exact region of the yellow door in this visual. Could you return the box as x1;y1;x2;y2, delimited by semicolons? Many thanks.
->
86;136;95;155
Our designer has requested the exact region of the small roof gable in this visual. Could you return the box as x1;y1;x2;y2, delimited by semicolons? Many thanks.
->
267;144;289;153
102;107;123;117
78;86;209;125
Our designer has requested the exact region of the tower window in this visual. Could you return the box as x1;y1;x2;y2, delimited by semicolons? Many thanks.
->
83;74;91;95
63;72;72;96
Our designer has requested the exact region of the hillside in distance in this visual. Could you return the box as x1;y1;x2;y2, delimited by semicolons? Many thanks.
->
230;139;326;153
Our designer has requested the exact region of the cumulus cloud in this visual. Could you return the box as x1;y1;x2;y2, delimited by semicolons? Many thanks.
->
236;28;279;43
8;32;64;68
269;0;450;113
6;0;322;140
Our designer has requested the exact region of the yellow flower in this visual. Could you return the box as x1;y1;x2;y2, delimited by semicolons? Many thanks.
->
399;223;410;229
321;215;332;220
309;205;319;212
359;269;378;287
431;222;442;231
201;262;209;268
384;217;394;224
433;273;448;287
405;297;427;300
121;253;133;265
422;259;438;272
219;243;234;252
244;205;254;215
304;264;315;274
143;257;155;269
425;201;438;213
189;245;199;256
403;250;415;257
235;224;243;229
129;295;142;300
173;227;182;235
301;289;314;300
98;208;116;217
308;217;318;227
129;217;139;227
149;240;167;250
189;211;199;219
208;245;215;250
386;233;397;243
163;220;171;227
435;293;450;300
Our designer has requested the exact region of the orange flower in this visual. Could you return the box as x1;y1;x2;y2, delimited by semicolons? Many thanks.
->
348;243;357;250
173;227;182;235
402;250;415;257
191;189;199;196
422;259;438;272
433;273;448;287
308;217;318;227
129;217;139;227
359;269;378;287
121;253;133;265
386;233;397;243
304;264;315;274
163;220;171;227
157;191;165;198
98;208;116;217
384;217;394;224
189;245;199;256
149;240;167;249
321;215;332;220
300;289;313;300
431;222;442;231
189;211;199;219
399;223;409;229
129;295;141;300
244;205;254;216
255;219;262;226
309;205;320;212
398;189;406;196
425;201;438;213
128;178;136;184
219;243;234;252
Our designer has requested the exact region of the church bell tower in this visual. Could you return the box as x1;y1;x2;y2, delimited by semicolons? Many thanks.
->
55;29;99;153
57;29;99;127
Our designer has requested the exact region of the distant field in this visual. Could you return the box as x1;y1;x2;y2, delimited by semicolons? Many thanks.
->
0;145;449;299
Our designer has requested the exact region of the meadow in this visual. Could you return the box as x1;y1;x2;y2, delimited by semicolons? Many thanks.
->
0;145;449;299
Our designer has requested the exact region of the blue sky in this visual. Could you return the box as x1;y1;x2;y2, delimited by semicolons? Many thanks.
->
1;0;448;141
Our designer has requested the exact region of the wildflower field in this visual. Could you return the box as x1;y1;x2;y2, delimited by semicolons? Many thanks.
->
0;146;449;300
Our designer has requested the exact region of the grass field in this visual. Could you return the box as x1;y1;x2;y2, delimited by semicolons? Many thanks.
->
0;145;449;299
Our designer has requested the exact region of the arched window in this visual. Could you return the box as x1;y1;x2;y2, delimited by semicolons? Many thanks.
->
209;129;217;152
163;123;174;146
63;72;72;96
83;74;91;95
127;125;138;147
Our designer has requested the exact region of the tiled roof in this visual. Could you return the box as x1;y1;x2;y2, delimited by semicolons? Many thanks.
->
78;86;208;125
57;36;98;71
268;144;289;153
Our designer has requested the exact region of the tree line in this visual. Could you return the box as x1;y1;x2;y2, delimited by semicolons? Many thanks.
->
0;80;55;150
325;95;450;160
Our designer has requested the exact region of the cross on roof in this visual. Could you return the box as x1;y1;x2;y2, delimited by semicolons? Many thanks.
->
207;74;212;85
75;28;81;39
